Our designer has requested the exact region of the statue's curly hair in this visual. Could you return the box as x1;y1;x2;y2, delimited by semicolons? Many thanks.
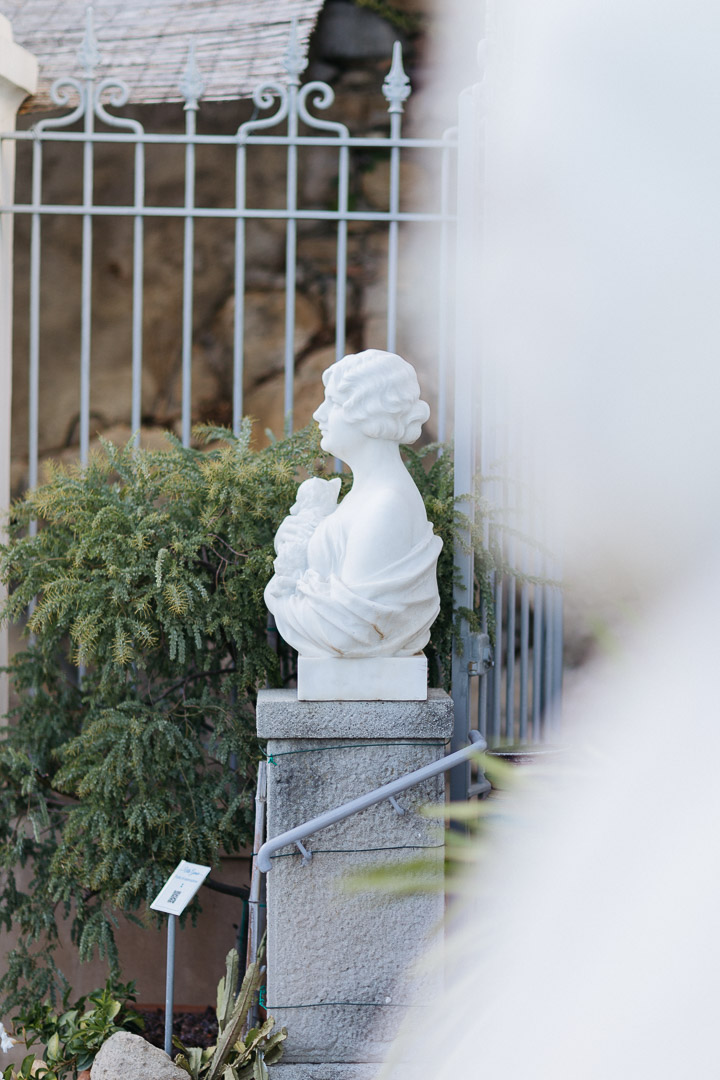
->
322;349;429;443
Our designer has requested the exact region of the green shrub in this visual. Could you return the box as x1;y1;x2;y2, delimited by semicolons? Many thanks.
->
0;423;496;1010
5;979;142;1078
0;423;325;1009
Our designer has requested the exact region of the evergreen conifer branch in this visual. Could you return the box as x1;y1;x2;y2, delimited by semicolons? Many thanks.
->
0;423;513;1009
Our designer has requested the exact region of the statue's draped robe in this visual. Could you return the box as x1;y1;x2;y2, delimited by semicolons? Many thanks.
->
264;511;442;657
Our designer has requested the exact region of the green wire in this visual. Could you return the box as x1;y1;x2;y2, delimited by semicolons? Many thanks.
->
263;740;444;764
268;842;442;859
259;987;424;1009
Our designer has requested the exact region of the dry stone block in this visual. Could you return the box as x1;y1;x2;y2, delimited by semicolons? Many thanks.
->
90;1031;186;1080
360;160;433;214
245;345;335;443
314;1;403;62
209;289;324;391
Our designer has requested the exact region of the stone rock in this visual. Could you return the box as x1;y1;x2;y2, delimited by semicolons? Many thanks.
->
244;344;335;444
295;234;345;277
90;1031;186;1080
298;146;346;208
322;69;387;135
206;289;324;396
361;265;442;445
360;160;433;214
315;0;403;62
10;232;159;458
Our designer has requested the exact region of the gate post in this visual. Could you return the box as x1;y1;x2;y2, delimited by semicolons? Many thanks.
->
0;16;37;716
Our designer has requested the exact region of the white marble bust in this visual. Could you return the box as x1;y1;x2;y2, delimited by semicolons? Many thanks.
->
264;349;442;666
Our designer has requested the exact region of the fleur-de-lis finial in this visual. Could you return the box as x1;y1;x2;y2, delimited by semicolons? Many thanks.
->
179;42;205;110
382;41;411;114
283;17;308;83
78;4;101;77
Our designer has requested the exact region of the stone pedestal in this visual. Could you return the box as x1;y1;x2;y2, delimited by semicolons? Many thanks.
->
256;689;454;1078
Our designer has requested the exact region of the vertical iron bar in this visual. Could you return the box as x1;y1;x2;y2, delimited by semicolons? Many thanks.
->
437;141;452;443
531;580;543;741
284;84;298;433
478;602;489;739
491;572;503;745
543;582;555;737
382;40;410;356
181;104;197;447
335;143;349;361
80;78;94;464
519;581;530;742
505;563;516;744
233;143;246;432
245;760;267;1035
450;81;482;800
387;110;401;353
164;913;177;1056
546;588;556;735
503;415;516;743
485;639;495;741
552;585;564;727
28;136;41;520
131;139;145;443
476;180;491;747
520;421;533;743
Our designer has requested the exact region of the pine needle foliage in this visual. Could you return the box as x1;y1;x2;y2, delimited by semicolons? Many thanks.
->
0;423;324;1010
0;424;506;1011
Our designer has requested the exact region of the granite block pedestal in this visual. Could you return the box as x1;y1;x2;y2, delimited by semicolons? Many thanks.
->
256;689;454;1079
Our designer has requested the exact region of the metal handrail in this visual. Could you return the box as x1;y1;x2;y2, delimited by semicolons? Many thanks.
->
257;730;488;872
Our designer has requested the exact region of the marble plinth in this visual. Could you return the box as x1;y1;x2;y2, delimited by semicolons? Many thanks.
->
297;656;428;701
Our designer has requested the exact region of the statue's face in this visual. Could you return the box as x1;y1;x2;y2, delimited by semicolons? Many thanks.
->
313;389;362;460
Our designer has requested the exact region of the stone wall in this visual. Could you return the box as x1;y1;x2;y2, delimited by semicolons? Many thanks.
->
10;0;446;497
6;0;451;1008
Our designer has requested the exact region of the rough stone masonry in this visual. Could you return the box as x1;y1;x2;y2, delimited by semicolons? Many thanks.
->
256;688;453;1078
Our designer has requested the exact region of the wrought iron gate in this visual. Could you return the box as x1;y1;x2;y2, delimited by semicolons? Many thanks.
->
0;12;563;771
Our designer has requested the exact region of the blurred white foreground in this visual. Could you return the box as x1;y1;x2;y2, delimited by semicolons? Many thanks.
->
382;0;720;1075
382;565;720;1077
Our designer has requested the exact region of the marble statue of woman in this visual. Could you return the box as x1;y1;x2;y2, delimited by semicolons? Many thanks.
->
264;349;442;680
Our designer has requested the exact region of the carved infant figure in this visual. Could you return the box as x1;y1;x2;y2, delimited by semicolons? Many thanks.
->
273;476;342;581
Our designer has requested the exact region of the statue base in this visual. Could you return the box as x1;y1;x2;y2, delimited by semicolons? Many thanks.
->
297;656;427;701
256;690;453;1068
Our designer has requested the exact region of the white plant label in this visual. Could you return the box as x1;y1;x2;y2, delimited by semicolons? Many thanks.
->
150;860;211;915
